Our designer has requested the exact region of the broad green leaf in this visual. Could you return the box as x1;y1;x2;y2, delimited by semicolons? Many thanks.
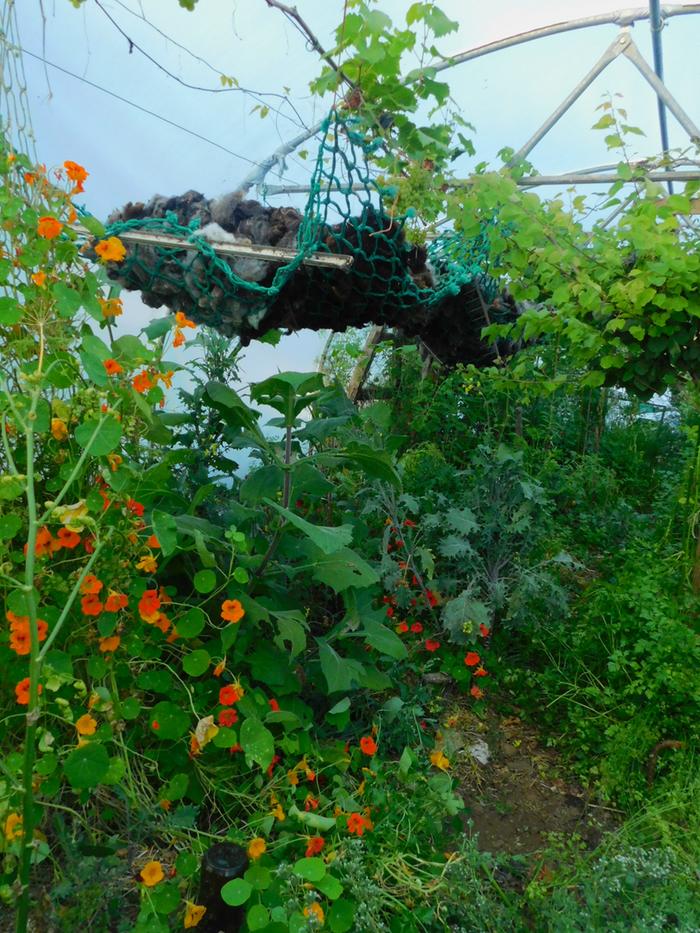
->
293;857;326;882
150;701;189;740
74;416;122;456
176;607;206;638
63;743;110;789
152;510;178;556
182;649;210;676
0;296;22;324
247;905;270;930
205;381;258;430
221;878;252;907
328;899;356;933
240;717;275;770
0;513;21;539
240;465;283;504
364;621;407;660
265;499;353;554
309;546;379;592
316;873;343;900
272;611;307;658
193;569;217;593
317;640;366;692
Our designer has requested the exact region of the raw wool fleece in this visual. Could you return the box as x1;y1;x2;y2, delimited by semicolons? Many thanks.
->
102;188;517;367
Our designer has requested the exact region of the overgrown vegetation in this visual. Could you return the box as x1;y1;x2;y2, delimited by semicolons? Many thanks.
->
2;1;700;930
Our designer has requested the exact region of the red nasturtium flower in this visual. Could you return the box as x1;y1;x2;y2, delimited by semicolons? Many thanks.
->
218;708;238;727
15;678;42;705
359;736;377;756
138;589;161;621
94;236;126;263
268;699;280;712
473;666;488;678
221;599;245;624
464;652;481;667
132;370;153;394
410;622;423;633
219;684;243;706
81;574;103;596
425;639;441;652
347;813;368;836
104;592;128;612
396;621;409;633
103;358;123;376
126;498;145;517
57;527;81;549
470;686;485;699
305;836;324;857
37;216;62;239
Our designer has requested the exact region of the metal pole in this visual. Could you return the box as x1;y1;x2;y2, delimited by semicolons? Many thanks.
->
622;39;700;142
649;0;673;192
431;4;700;73
508;33;629;165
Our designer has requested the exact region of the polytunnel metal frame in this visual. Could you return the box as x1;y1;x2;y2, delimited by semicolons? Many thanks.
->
259;3;700;197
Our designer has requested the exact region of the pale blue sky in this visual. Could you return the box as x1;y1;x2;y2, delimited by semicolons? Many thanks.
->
10;0;700;382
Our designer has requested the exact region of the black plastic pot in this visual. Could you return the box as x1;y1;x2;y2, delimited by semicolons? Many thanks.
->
197;842;249;932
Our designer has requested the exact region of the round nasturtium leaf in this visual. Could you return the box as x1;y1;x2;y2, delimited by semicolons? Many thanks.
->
220;877;252;907
175;851;198;878
328;899;357;933
176;607;206;638
194;569;217;594
63;743;110;789
292;857;326;882
74;415;122;456
150;701;190;741
150;881;180;914
120;697;140;720
247;905;270;930
244;865;272;890
182;649;210;677
239;718;275;771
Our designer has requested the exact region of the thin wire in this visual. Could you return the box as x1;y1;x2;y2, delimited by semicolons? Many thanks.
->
94;0;309;131
14;41;309;185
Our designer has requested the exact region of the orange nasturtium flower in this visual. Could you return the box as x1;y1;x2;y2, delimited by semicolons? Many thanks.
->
37;216;63;239
31;271;46;287
99;635;121;653
104;592;128;612
146;534;160;549
106;453;123;472
303;903;325;926
138;589;161;620
221;599;245;624
103;358;123;376
81;574;103;596
94;236;126;263
50;417;68;441
63;160;88;193
75;714;97;736
175;311;196;329
359;736;377;756
464;652;481;667
305;836;325;857
81;594;103;616
56;527;81;549
132;370;153;394
4;812;22;841
247;838;266;861
470;685;485;700
219;684;243;706
136;554;158;574
99;296;123;318
429;749;450;771
15;678;42;705
347;813;368;836
139;860;164;886
184;902;207;929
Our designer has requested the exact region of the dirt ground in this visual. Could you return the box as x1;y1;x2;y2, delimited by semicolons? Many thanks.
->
442;704;620;856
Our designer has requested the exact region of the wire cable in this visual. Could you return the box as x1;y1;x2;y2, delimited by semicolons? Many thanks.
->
94;0;309;131
14;41;306;185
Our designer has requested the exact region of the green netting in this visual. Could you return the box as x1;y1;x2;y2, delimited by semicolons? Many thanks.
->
99;108;496;324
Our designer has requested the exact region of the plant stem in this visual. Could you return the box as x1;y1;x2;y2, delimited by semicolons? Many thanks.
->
15;385;40;933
